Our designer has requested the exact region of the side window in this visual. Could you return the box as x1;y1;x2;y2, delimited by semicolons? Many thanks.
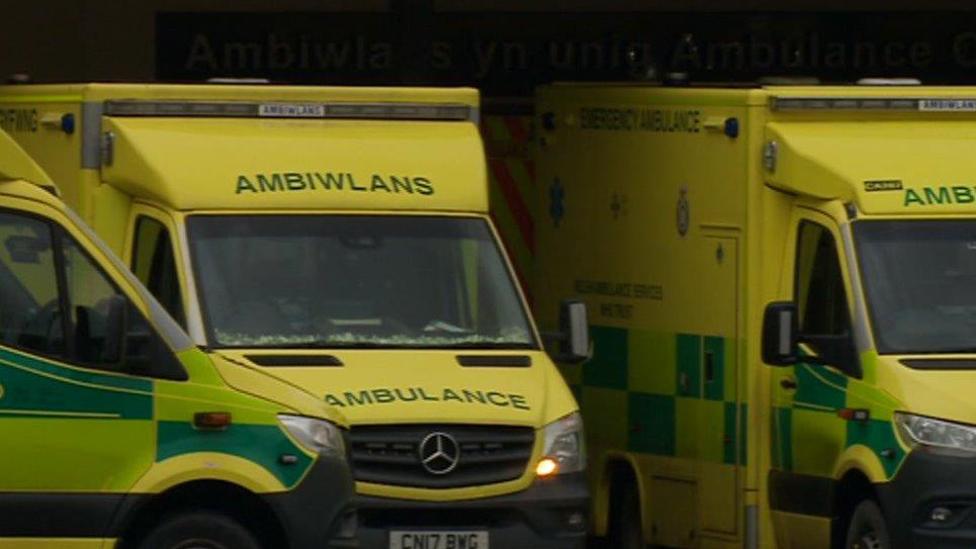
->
62;237;128;367
0;211;183;378
132;216;185;327
795;221;851;337
0;213;63;356
62;234;183;379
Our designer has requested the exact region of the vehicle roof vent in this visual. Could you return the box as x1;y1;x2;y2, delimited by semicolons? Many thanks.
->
856;78;922;86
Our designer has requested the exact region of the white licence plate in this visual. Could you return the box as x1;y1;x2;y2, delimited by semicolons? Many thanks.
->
389;530;489;549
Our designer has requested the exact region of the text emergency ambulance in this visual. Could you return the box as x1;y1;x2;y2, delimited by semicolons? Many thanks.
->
533;84;976;549
0;83;589;549
0;128;355;547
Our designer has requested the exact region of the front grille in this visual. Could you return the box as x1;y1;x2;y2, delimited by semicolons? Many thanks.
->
349;424;535;488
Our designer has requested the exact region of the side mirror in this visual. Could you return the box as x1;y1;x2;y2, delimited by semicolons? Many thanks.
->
762;301;798;366
102;295;127;364
546;300;590;364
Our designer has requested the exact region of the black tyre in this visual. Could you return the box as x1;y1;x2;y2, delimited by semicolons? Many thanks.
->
137;511;263;549
608;476;643;549
845;499;891;549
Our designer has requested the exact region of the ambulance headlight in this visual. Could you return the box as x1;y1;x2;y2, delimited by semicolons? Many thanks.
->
279;415;346;458
539;411;586;475
895;413;976;454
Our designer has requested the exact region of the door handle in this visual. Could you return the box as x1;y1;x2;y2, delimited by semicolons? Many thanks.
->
780;378;797;390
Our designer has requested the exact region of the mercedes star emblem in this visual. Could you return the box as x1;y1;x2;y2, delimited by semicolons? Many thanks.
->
419;432;461;475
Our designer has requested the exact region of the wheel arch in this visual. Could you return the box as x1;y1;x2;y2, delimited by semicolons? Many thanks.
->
113;479;289;549
594;452;644;538
832;467;879;549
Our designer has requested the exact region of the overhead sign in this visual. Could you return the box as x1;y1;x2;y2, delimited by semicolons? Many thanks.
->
156;11;976;99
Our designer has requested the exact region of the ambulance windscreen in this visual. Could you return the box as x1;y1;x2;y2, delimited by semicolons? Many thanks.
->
186;214;535;350
855;220;976;354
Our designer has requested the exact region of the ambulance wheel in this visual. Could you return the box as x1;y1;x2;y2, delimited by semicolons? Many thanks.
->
608;478;643;549
844;499;891;549
137;511;263;549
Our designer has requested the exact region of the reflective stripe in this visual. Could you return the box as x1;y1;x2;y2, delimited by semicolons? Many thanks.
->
482;115;535;296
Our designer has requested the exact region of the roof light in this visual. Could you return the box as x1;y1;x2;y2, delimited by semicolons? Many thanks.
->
60;113;75;135
103;100;476;122
724;117;739;138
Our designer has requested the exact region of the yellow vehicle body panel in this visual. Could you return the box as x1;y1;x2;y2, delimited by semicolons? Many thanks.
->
0;130;52;187
127;451;288;494
102;116;487;213
767;120;976;214
534;84;976;548
222;349;568;426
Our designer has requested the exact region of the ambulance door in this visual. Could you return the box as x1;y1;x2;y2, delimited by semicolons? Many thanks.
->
697;235;740;536
0;206;156;536
770;210;855;548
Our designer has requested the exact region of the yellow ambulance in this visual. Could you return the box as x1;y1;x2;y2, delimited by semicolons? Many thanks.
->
0;127;355;547
0;83;589;549
534;84;976;549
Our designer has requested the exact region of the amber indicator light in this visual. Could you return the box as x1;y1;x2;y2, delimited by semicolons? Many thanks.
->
193;412;232;430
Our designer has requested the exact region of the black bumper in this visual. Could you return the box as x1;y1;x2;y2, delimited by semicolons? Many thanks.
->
355;473;589;549
265;453;359;549
878;449;976;549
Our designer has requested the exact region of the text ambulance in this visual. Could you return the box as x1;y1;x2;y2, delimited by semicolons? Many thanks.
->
534;84;976;549
0;128;355;547
0;83;589;549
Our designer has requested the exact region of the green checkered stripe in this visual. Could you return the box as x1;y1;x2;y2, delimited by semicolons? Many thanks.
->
572;325;746;466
